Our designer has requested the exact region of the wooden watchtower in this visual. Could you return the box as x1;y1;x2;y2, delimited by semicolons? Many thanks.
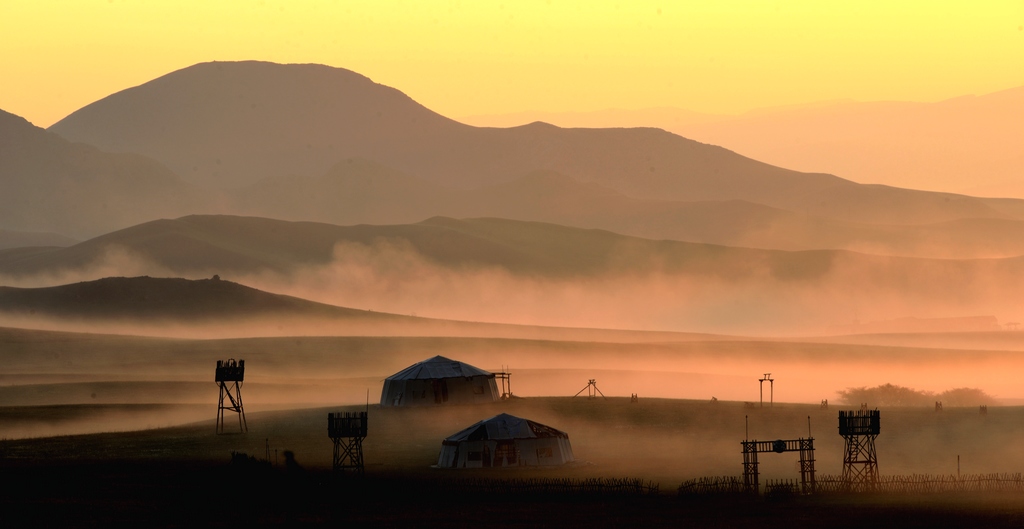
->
839;409;880;490
328;411;368;474
215;359;247;434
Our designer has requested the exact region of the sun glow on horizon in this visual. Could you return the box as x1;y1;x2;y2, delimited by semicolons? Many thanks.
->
1;0;1022;127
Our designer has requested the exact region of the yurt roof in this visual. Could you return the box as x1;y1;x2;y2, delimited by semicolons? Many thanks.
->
444;413;569;443
386;355;492;381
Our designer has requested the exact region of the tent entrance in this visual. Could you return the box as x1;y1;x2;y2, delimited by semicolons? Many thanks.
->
432;379;449;404
494;441;519;466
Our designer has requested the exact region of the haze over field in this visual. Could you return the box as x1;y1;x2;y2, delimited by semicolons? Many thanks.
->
2;0;1024;460
0;214;1022;337
6;5;1024;525
1;53;1021;397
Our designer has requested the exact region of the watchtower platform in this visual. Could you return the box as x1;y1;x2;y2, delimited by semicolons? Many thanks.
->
215;359;247;434
839;410;880;490
328;411;368;474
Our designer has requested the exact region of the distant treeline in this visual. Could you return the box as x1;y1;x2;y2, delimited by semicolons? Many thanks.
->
837;383;995;407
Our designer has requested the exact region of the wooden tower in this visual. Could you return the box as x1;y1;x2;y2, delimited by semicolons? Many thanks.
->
839;410;880;490
215;359;247;434
328;411;368;474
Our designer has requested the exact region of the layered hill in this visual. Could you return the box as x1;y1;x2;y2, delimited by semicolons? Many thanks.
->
0;276;385;321
5;213;1024;285
0;276;737;342
1;215;1021;335
0;109;202;238
48;61;1021;226
233;162;1024;259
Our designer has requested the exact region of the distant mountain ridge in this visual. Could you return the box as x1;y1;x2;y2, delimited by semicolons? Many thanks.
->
1;60;1021;259
0;109;201;238
48;60;1023;227
463;86;1024;198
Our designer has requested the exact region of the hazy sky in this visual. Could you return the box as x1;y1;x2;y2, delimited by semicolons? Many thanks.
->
3;1;1023;127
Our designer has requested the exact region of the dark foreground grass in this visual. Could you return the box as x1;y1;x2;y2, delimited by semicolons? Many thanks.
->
6;398;1024;527
4;460;1024;528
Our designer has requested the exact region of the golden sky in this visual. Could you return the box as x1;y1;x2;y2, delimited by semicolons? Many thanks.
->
2;0;1023;127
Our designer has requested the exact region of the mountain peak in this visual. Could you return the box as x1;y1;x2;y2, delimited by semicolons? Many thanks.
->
49;61;459;188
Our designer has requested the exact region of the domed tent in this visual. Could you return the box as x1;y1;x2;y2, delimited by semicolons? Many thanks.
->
437;413;575;468
380;355;499;407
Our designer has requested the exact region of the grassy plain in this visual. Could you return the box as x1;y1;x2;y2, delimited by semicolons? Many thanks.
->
5;399;1024;527
6;325;1024;526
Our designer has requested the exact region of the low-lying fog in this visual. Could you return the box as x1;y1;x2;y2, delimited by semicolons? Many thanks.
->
3;237;1024;336
2;329;1022;439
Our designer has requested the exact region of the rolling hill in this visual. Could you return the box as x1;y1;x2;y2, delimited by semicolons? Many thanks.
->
3;213;1023;285
2;215;1023;335
233;162;1024;259
0;276;385;321
0;276;741;342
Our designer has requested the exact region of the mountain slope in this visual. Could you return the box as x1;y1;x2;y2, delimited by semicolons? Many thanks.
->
0;109;201;238
48;60;1020;226
234;165;1024;258
0;229;77;250
672;87;1024;197
462;86;1024;199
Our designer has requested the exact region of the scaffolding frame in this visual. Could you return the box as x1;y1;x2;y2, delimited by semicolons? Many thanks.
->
573;379;606;399
495;370;513;399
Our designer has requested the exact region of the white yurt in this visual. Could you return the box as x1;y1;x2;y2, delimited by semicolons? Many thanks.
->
437;413;575;468
380;355;500;407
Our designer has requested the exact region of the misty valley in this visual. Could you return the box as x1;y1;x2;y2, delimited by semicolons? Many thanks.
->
4;61;1024;527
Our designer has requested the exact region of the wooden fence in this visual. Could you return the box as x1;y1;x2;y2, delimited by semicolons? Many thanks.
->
677;476;745;496
815;473;1024;494
680;473;1024;496
439;477;659;496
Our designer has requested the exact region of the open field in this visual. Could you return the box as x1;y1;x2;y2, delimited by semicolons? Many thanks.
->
6;325;1024;526
6;398;1024;480
3;325;1024;417
5;399;1024;527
